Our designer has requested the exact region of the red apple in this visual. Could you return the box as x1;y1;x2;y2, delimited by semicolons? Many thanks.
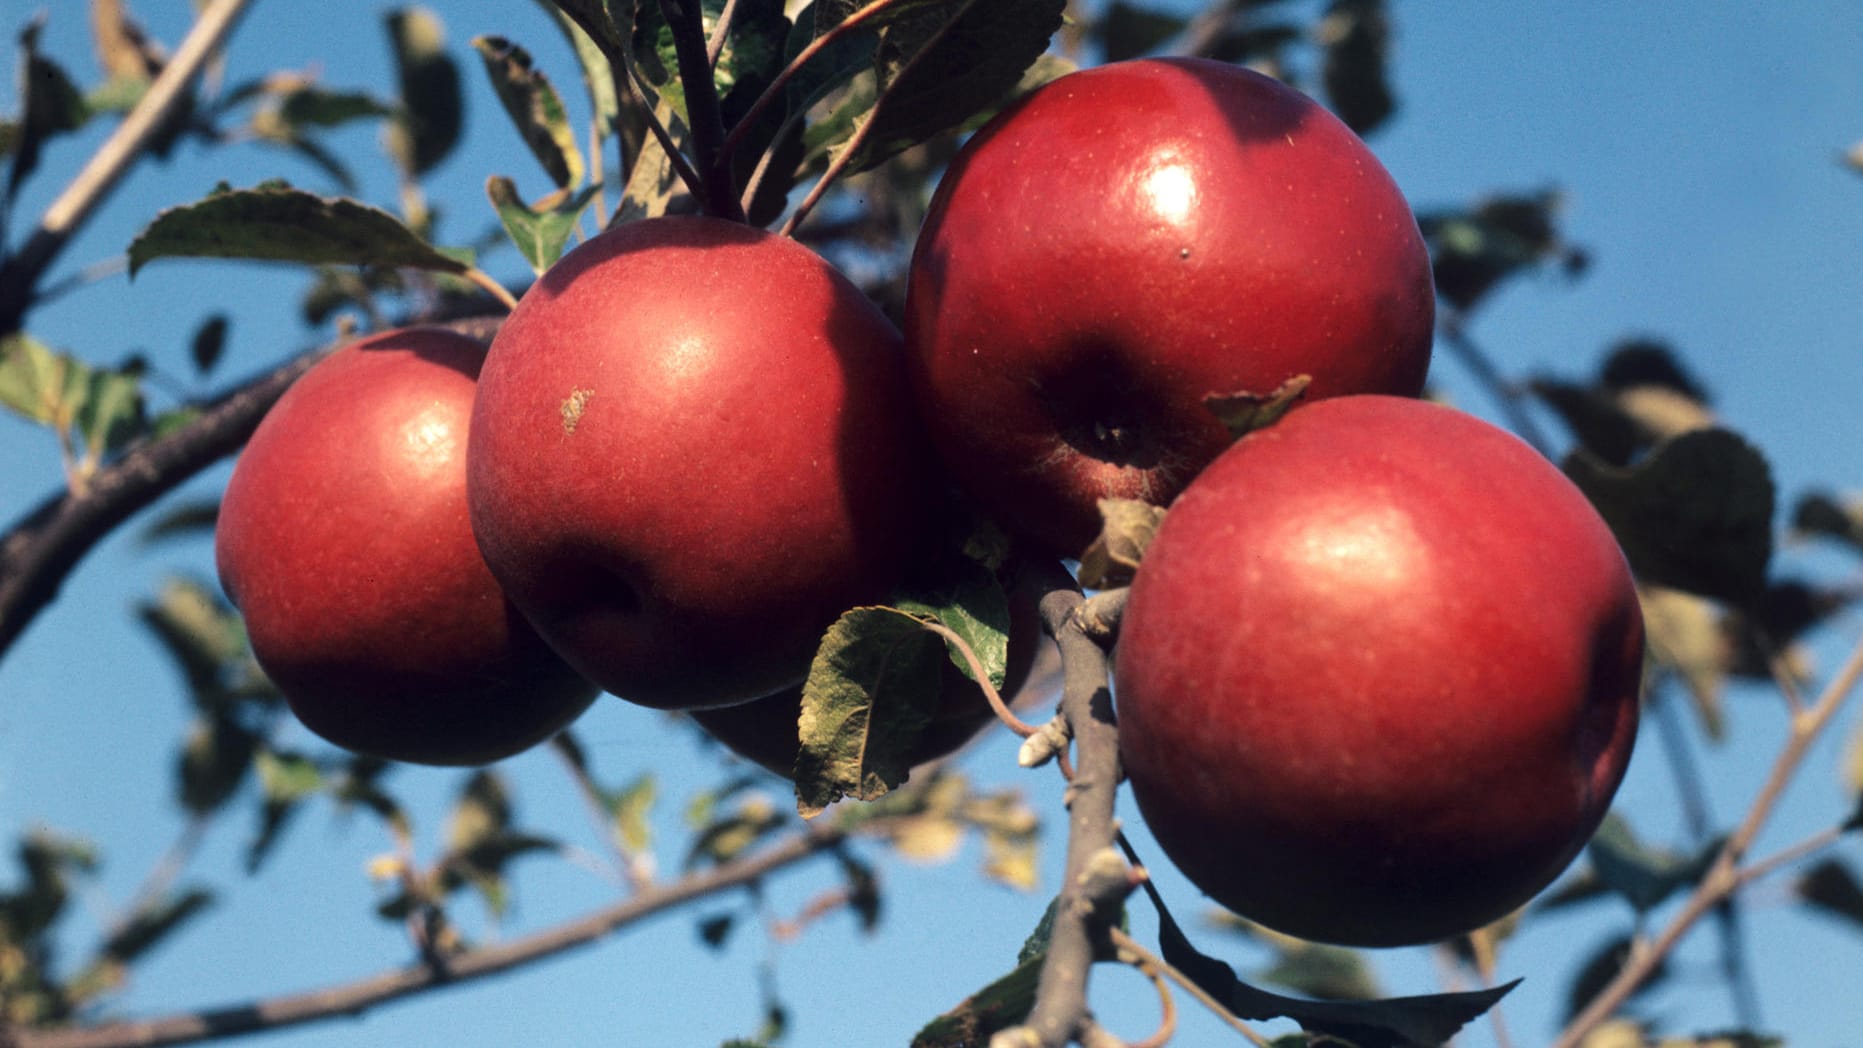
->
216;327;598;766
467;216;932;710
1113;396;1644;946
691;564;1062;777
904;57;1435;556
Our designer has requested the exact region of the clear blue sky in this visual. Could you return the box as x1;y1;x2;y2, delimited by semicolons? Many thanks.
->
2;3;1861;1046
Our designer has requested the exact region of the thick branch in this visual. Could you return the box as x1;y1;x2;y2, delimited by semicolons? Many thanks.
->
0;317;502;665
0;0;256;333
1006;580;1130;1047
659;0;744;221
9;820;856;1048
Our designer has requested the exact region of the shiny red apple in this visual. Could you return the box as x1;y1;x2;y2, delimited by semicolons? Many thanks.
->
904;57;1435;556
467;216;932;710
216;326;597;766
1114;395;1644;946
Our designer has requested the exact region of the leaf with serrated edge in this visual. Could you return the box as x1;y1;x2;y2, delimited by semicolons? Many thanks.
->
794;607;946;818
894;559;1010;687
487;176;598;274
474;36;585;188
1565;428;1775;605
127;184;470;277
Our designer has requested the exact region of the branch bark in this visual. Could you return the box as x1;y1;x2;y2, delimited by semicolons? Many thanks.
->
6;818;859;1048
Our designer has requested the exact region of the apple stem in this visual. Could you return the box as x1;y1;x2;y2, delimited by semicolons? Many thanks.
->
658;0;747;223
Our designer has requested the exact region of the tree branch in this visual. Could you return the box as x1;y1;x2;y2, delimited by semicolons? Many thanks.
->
998;578;1133;1047
0;317;502;665
0;0;257;333
8;819;860;1048
1551;629;1863;1048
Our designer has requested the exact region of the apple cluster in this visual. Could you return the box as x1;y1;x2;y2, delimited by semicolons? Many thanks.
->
215;58;1643;946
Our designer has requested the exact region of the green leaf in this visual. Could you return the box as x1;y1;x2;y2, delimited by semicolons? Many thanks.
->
384;7;464;177
1016;897;1058;964
247;749;326;873
910;953;1044;1048
1319;0;1396;135
178;712;262;815
448;770;514;853
1565;933;1667;1023
75;366;145;460
0;331;81;426
1796;858;1863;932
686;796;787;869
1152;904;1514;1047
1565;428;1775;606
611;772;656;854
894;561;1011;688
544;0;631;64
474;36;586;188
485;177;598;275
1585;813;1723;914
278;88;396;128
140;499;221;546
7;19;92;200
1100;2;1187;63
99;888;214;964
840;0;1066;176
127;183;472;277
1793;491;1863;555
794;607;947;818
190;314;230;375
698;912;736;949
138;576;247;704
534;0;620;132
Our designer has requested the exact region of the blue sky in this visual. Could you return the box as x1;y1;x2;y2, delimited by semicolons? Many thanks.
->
2;3;1861;1046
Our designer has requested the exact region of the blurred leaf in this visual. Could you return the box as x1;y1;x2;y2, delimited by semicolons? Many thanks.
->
445;830;559;917
1078;498;1169;589
1152;904;1514;1047
0;830;98;942
1422;190;1580;314
247;748;324;873
1530;378;1644;468
1726;578;1856;680
474;36;584;188
1100;2;1186;62
448;770;513;853
0;332;82;427
99;888;213;964
910;953;1043;1048
138;575;246;704
837;0;1067;177
981;826;1040;891
698;912;736;949
839;852;882;932
1639;587;1729;738
1601;338;1712;402
485;176;598;275
1565;933;1667;1023
611;772;656;855
887;814;964;862
794;608;947;817
7;19;91;200
1318;0;1394;135
895;559;1011;688
178;712;261;814
333;756;410;840
277;86;397;128
384;7;463;177
140;498;220;546
534;0;620;133
1793;491;1863;554
189;314;230;374
128;183;472;277
1586;813;1722;914
617;96;691;221
91;0;161;84
1565;429;1775;606
686;794;787;869
1796;858;1863;932
74;365;146;460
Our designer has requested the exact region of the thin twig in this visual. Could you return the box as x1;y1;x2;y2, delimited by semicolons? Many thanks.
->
1108;928;1271;1048
1438;314;1556;459
921;622;1040;737
1552;629;1863;1048
0;0;257;332
12;819;861;1048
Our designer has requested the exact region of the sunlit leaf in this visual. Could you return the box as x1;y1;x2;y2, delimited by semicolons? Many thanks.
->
794;607;946;817
485;176;598;274
128;183;471;277
474;36;585;188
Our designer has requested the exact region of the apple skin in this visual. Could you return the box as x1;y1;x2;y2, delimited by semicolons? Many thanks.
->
467;216;933;710
1113;395;1644;947
691;566;1061;777
215;327;598;766
904;57;1435;556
